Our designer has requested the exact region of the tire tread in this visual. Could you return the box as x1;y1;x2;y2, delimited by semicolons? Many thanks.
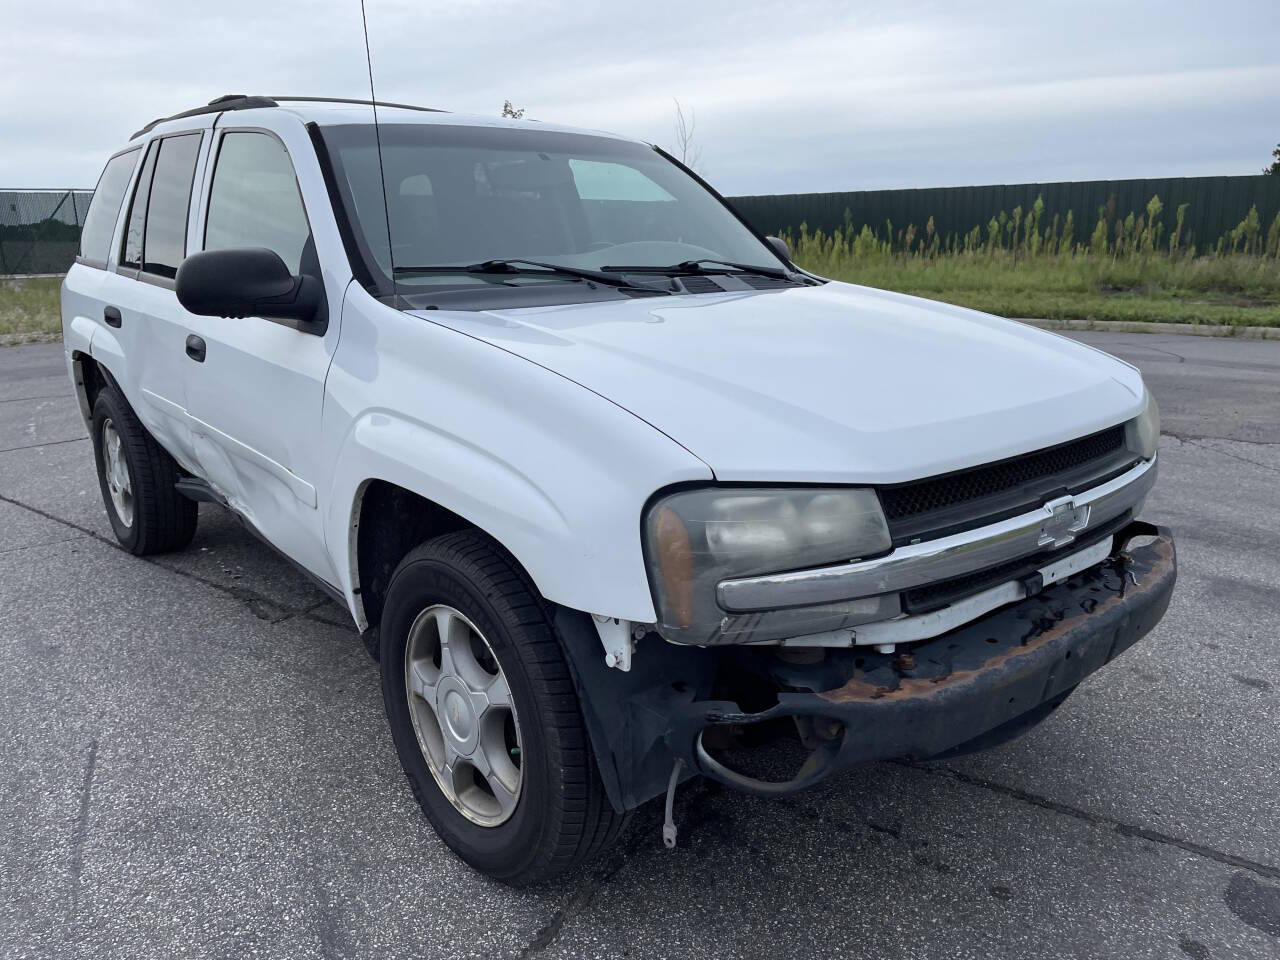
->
385;530;624;884
92;386;197;555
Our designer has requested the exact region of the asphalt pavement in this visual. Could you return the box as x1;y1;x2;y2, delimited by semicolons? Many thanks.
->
0;331;1278;960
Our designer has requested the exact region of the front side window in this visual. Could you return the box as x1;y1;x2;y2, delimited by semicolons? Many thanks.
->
204;132;312;274
318;123;784;303
79;149;140;265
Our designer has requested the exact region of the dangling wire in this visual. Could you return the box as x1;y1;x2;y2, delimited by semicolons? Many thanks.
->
359;0;397;303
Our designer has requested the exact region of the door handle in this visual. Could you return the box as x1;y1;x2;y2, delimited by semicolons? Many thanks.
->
103;306;122;328
185;335;206;363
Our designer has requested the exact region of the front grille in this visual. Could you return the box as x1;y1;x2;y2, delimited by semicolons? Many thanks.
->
879;425;1134;544
900;511;1131;614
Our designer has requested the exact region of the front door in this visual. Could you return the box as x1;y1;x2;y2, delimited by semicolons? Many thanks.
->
181;129;338;583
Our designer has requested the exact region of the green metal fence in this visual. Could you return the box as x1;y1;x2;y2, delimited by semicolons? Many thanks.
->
6;175;1279;277
1;189;93;276
729;175;1280;254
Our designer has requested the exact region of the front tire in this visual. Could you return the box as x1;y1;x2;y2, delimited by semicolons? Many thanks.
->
90;386;197;555
380;531;625;885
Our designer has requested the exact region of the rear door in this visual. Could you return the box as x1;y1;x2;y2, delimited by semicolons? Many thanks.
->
61;147;142;373
97;131;208;468
181;125;338;583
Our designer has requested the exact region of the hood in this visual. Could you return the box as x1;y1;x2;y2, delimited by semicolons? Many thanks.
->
412;281;1145;483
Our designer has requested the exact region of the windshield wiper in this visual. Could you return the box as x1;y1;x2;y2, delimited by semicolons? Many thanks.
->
601;258;793;280
394;259;667;291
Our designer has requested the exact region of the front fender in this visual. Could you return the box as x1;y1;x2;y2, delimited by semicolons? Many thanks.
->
323;289;713;627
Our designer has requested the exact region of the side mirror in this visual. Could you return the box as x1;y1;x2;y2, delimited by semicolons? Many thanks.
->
176;247;326;334
765;235;792;263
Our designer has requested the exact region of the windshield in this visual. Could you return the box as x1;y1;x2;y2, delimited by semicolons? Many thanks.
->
316;123;785;300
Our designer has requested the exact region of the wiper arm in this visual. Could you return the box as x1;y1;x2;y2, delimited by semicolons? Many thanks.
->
394;259;667;291
601;258;792;280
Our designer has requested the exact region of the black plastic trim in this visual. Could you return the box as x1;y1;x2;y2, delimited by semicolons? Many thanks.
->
131;95;278;141
650;144;806;278
272;95;445;114
306;122;383;295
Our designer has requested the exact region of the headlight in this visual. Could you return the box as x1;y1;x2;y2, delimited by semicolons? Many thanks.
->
1125;389;1160;460
644;487;893;644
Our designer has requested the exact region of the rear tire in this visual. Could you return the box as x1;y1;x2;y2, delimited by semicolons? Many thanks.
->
380;530;625;885
90;386;198;555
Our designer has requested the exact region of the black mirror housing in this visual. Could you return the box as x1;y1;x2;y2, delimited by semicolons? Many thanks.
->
766;235;792;264
176;248;326;334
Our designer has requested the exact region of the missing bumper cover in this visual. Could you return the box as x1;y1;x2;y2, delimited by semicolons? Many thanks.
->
665;521;1176;796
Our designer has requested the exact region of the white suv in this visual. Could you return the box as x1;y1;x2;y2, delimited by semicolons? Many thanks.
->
62;95;1176;885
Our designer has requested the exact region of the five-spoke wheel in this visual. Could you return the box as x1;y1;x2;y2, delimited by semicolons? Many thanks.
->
100;418;135;528
405;605;522;826
380;530;626;885
89;383;197;555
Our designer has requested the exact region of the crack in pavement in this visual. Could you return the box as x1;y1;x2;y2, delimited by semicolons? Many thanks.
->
518;785;740;957
0;435;89;454
0;392;75;404
1179;439;1280;476
900;762;1280;882
1135;343;1188;363
1165;431;1280;448
0;534;89;556
518;821;649;958
66;737;99;936
0;491;346;630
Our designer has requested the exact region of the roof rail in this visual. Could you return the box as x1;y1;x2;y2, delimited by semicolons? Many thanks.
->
269;95;447;114
130;95;278;141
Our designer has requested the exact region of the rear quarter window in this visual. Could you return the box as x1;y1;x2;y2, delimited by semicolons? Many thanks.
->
78;149;140;266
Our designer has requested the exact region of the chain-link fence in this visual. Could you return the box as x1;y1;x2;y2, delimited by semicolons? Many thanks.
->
1;189;93;276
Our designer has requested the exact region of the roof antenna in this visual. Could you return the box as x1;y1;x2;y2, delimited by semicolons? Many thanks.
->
359;0;397;302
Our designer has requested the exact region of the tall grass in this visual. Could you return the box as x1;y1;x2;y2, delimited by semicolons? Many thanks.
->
0;277;62;342
785;195;1280;327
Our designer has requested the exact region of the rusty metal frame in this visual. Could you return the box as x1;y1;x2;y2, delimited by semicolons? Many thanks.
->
665;521;1176;797
557;521;1175;810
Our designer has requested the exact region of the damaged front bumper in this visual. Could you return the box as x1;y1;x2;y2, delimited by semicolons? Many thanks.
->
559;520;1176;809
669;521;1176;794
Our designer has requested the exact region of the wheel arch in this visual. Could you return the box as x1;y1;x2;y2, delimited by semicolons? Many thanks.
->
70;349;122;425
348;478;474;634
327;401;670;635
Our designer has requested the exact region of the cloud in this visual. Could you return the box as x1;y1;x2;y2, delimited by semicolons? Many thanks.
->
1;0;1277;192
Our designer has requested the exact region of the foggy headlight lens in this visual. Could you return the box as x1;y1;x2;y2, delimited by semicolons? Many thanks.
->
1126;389;1160;460
644;487;891;643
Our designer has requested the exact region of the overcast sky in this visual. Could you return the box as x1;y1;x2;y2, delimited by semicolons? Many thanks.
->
2;0;1278;194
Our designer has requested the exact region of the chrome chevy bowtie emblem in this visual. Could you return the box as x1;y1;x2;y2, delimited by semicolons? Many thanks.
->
1038;496;1091;548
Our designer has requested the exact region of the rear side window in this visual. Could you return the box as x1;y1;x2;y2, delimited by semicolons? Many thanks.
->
119;133;202;279
119;143;157;270
204;132;312;274
142;134;203;278
78;150;140;265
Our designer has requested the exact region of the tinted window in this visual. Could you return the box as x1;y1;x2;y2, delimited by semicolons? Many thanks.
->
120;143;157;269
204;132;312;273
79;150;140;264
142;133;202;278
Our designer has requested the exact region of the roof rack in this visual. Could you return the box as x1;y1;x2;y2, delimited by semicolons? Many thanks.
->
131;95;277;140
269;95;447;114
130;94;448;141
